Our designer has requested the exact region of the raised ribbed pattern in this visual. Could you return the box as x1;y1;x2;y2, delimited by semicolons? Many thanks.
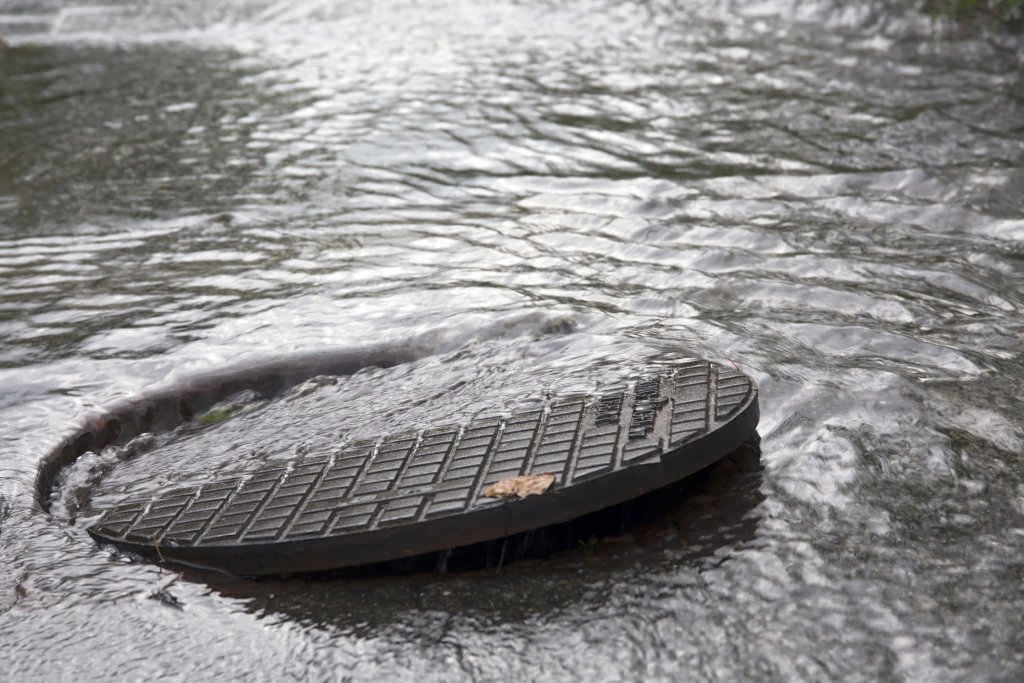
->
89;361;757;572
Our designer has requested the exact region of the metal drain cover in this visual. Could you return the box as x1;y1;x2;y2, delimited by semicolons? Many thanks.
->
88;360;759;575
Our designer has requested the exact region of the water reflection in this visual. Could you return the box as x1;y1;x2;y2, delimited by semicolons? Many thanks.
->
0;0;1022;679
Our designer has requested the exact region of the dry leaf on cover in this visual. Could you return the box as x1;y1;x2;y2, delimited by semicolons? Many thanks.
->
483;473;556;499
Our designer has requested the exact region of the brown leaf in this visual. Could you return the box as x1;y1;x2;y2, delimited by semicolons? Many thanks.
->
483;473;556;499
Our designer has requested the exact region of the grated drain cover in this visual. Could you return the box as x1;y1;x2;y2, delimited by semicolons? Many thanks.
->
88;360;758;575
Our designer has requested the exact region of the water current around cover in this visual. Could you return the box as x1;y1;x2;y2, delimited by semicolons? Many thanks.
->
1;1;1022;680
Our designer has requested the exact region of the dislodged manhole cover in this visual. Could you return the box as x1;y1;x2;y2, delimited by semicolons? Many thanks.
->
88;360;758;575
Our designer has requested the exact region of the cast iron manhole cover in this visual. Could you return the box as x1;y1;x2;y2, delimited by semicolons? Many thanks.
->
88;359;758;575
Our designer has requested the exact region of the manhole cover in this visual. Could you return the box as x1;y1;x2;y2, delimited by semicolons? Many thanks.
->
88;359;758;575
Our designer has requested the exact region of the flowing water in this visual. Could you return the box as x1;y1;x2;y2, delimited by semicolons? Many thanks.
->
1;0;1023;680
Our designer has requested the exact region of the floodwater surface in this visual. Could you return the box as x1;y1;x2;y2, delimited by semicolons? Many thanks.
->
1;0;1023;681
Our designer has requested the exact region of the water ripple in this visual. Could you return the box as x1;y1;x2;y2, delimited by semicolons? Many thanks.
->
1;0;1023;680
